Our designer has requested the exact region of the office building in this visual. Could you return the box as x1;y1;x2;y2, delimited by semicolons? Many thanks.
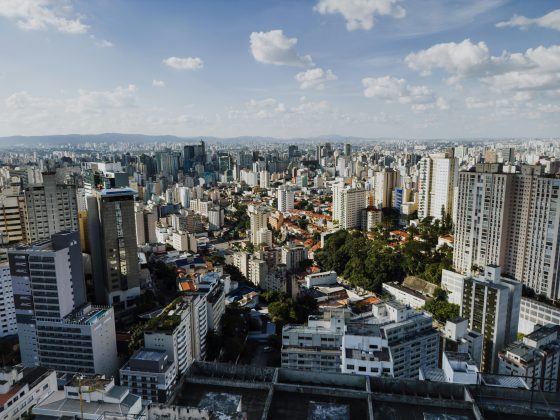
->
183;141;206;173
88;188;140;312
23;172;79;243
0;263;17;337
332;182;367;229
453;164;560;300
498;324;560;392
418;152;458;220
120;348;177;404
9;231;117;376
9;231;86;367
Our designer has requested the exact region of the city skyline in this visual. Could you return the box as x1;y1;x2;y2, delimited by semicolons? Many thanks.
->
1;0;560;139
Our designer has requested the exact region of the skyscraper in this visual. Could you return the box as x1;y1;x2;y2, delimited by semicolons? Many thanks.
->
88;188;140;314
23;172;79;243
249;205;271;246
454;164;560;300
183;141;206;173
418;152;458;220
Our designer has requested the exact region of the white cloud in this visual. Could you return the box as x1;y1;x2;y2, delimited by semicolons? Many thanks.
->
406;40;560;94
72;85;138;113
0;0;89;34
250;30;312;66
152;80;166;88
163;56;204;70
314;0;405;31
362;76;444;106
295;68;337;90
496;9;560;31
405;39;489;77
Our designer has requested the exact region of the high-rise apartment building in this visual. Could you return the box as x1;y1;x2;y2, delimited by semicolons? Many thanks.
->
88;188;140;311
249;205;271;245
460;265;522;373
418;152;458;220
277;185;294;212
0;263;17;337
373;168;398;209
0;192;26;244
453;164;560;299
23;173;79;243
332;182;367;229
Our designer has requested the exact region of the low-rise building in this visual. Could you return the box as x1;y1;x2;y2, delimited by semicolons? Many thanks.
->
120;348;176;404
305;271;337;288
420;351;479;385
441;317;483;368
33;375;142;419
498;324;560;392
0;366;56;420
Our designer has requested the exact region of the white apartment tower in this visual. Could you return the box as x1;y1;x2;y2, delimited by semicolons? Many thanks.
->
418;152;458;220
277;185;295;212
332;182;367;229
454;164;560;300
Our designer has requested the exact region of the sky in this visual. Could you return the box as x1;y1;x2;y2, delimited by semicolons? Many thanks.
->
0;0;559;139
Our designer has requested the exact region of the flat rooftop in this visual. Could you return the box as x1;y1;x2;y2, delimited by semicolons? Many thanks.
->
132;348;167;362
168;362;560;420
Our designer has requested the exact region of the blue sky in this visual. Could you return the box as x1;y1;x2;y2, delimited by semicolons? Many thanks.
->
0;0;559;138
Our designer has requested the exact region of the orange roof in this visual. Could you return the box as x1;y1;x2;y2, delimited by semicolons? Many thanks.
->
440;234;454;242
0;384;22;406
178;281;197;292
356;296;381;306
390;230;410;238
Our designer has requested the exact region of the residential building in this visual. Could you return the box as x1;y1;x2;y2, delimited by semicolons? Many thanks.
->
0;366;57;420
281;244;308;272
0;192;25;243
305;271;337;288
373;168;398;209
249;205;271;245
23;172;79;243
518;297;560;335
420;351;480;385
453;164;560;300
340;323;393;377
360;206;382;231
277;185;294;212
120;348;176;404
332;182;367;229
372;301;440;378
460;265;522;373
418;152;458;220
441;317;483;368
0;263;17;337
498;324;560;392
247;258;268;287
281;310;346;373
